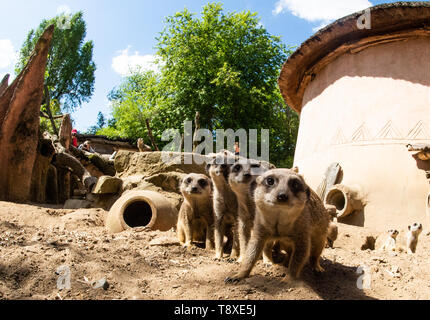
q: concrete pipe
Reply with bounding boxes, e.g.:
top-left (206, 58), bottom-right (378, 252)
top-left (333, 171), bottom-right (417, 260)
top-left (324, 184), bottom-right (363, 219)
top-left (106, 190), bottom-right (178, 234)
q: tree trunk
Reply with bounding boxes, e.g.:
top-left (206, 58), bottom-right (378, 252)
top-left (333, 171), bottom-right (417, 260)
top-left (193, 112), bottom-right (201, 152)
top-left (145, 118), bottom-right (160, 151)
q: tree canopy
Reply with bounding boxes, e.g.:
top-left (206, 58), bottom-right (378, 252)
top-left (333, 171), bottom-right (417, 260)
top-left (16, 11), bottom-right (96, 134)
top-left (101, 3), bottom-right (298, 167)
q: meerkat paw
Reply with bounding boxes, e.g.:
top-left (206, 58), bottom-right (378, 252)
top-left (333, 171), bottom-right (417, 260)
top-left (224, 273), bottom-right (247, 284)
top-left (227, 257), bottom-right (239, 264)
top-left (313, 264), bottom-right (325, 275)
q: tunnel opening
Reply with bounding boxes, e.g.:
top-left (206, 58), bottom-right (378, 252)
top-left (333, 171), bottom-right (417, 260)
top-left (326, 190), bottom-right (346, 212)
top-left (123, 201), bottom-right (153, 228)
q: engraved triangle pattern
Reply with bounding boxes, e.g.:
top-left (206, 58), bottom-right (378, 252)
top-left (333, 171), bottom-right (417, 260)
top-left (330, 120), bottom-right (430, 145)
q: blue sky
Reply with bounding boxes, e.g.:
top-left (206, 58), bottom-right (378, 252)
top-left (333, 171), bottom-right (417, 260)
top-left (0, 0), bottom-right (405, 132)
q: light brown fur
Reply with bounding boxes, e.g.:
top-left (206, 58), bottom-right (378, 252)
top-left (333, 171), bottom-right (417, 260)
top-left (137, 138), bottom-right (151, 152)
top-left (407, 223), bottom-right (422, 254)
top-left (207, 155), bottom-right (240, 260)
top-left (177, 173), bottom-right (214, 250)
top-left (225, 169), bottom-right (330, 282)
top-left (326, 222), bottom-right (338, 249)
top-left (228, 159), bottom-right (276, 264)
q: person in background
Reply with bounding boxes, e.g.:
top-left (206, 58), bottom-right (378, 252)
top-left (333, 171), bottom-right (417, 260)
top-left (78, 140), bottom-right (95, 153)
top-left (235, 141), bottom-right (240, 156)
top-left (71, 129), bottom-right (78, 148)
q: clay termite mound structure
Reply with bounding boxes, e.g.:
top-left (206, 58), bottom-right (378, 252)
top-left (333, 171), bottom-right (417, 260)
top-left (278, 2), bottom-right (430, 230)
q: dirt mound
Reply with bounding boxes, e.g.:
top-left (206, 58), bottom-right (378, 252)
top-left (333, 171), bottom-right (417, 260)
top-left (1, 201), bottom-right (430, 300)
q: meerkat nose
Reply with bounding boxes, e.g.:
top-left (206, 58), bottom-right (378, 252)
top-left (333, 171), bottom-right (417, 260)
top-left (277, 193), bottom-right (289, 202)
top-left (191, 187), bottom-right (199, 193)
top-left (244, 173), bottom-right (252, 178)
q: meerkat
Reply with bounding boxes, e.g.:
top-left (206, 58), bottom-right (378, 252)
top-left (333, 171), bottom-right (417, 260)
top-left (177, 173), bottom-right (215, 250)
top-left (137, 138), bottom-right (151, 152)
top-left (225, 169), bottom-right (330, 283)
top-left (406, 223), bottom-right (423, 254)
top-left (207, 154), bottom-right (240, 260)
top-left (379, 229), bottom-right (399, 252)
top-left (326, 222), bottom-right (338, 249)
top-left (228, 159), bottom-right (277, 264)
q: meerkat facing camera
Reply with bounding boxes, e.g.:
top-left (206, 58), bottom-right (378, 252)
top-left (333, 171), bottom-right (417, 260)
top-left (207, 154), bottom-right (240, 260)
top-left (228, 159), bottom-right (278, 264)
top-left (177, 173), bottom-right (214, 250)
top-left (379, 229), bottom-right (399, 252)
top-left (406, 223), bottom-right (423, 254)
top-left (225, 169), bottom-right (330, 283)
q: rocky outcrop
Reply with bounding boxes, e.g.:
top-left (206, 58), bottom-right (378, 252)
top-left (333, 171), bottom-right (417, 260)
top-left (0, 25), bottom-right (54, 202)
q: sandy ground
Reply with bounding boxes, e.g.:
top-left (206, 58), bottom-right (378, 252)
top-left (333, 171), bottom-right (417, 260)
top-left (1, 201), bottom-right (429, 300)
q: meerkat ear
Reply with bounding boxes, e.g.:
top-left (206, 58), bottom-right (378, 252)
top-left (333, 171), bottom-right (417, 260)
top-left (408, 225), bottom-right (411, 231)
top-left (292, 166), bottom-right (299, 173)
top-left (205, 163), bottom-right (211, 175)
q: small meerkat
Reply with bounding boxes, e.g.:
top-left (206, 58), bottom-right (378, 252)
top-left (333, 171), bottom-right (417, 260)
top-left (326, 222), bottom-right (338, 249)
top-left (225, 169), bottom-right (330, 283)
top-left (207, 154), bottom-right (240, 260)
top-left (228, 159), bottom-right (276, 264)
top-left (379, 229), bottom-right (399, 252)
top-left (177, 173), bottom-right (214, 250)
top-left (406, 223), bottom-right (423, 254)
top-left (137, 138), bottom-right (151, 152)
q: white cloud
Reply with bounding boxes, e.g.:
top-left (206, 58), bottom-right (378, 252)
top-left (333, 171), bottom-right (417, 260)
top-left (112, 46), bottom-right (160, 77)
top-left (0, 39), bottom-right (17, 69)
top-left (273, 0), bottom-right (372, 28)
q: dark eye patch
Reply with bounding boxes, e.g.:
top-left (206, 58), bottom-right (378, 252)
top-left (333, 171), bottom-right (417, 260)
top-left (289, 178), bottom-right (304, 194)
top-left (250, 164), bottom-right (261, 169)
top-left (186, 177), bottom-right (192, 184)
top-left (198, 179), bottom-right (208, 188)
top-left (233, 164), bottom-right (242, 173)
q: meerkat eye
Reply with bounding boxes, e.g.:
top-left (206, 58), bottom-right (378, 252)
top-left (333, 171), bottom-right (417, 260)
top-left (186, 178), bottom-right (192, 184)
top-left (233, 165), bottom-right (242, 173)
top-left (266, 177), bottom-right (275, 186)
top-left (250, 164), bottom-right (261, 169)
top-left (198, 179), bottom-right (207, 188)
top-left (289, 178), bottom-right (303, 193)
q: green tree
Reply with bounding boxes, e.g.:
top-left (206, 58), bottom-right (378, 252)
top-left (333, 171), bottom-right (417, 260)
top-left (103, 3), bottom-right (298, 166)
top-left (16, 11), bottom-right (96, 135)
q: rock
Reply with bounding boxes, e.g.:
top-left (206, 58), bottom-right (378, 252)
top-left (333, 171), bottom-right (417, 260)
top-left (63, 199), bottom-right (93, 210)
top-left (0, 25), bottom-right (54, 202)
top-left (92, 278), bottom-right (109, 290)
top-left (149, 236), bottom-right (180, 247)
top-left (92, 176), bottom-right (122, 194)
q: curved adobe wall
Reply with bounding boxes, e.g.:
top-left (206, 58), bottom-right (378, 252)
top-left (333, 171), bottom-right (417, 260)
top-left (294, 37), bottom-right (430, 229)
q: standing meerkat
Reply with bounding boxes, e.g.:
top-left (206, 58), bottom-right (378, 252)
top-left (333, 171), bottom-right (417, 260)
top-left (228, 159), bottom-right (275, 264)
top-left (207, 154), bottom-right (240, 260)
top-left (326, 222), bottom-right (338, 249)
top-left (177, 173), bottom-right (214, 250)
top-left (406, 223), bottom-right (423, 254)
top-left (225, 169), bottom-right (330, 282)
top-left (379, 229), bottom-right (399, 252)
top-left (137, 138), bottom-right (151, 152)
